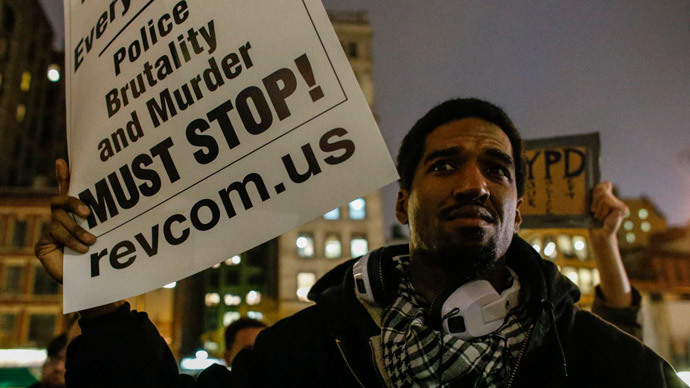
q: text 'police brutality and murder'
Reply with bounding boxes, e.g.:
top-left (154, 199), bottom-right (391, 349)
top-left (72, 0), bottom-right (348, 278)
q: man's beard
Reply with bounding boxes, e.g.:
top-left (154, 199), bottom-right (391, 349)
top-left (427, 228), bottom-right (501, 282)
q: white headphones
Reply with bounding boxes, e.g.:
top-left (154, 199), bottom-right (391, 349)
top-left (353, 250), bottom-right (520, 340)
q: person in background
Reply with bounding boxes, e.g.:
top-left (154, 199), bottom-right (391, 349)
top-left (223, 318), bottom-right (267, 367)
top-left (29, 334), bottom-right (67, 388)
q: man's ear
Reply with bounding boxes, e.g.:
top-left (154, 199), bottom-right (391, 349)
top-left (514, 198), bottom-right (523, 233)
top-left (396, 189), bottom-right (410, 225)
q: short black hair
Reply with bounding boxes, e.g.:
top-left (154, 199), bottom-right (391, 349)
top-left (396, 98), bottom-right (526, 197)
top-left (224, 318), bottom-right (267, 350)
top-left (47, 334), bottom-right (67, 357)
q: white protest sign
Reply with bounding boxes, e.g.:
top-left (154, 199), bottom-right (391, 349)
top-left (62, 0), bottom-right (398, 313)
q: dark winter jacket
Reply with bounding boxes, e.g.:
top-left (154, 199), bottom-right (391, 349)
top-left (66, 237), bottom-right (684, 387)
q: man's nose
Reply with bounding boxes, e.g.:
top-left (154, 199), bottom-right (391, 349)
top-left (451, 164), bottom-right (489, 202)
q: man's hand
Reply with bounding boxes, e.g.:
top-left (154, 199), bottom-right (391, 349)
top-left (34, 159), bottom-right (96, 283)
top-left (588, 181), bottom-right (632, 307)
top-left (590, 181), bottom-right (629, 240)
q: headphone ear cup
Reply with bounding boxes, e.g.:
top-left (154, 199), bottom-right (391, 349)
top-left (366, 249), bottom-right (399, 306)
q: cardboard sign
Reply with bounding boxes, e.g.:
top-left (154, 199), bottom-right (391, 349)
top-left (520, 133), bottom-right (600, 228)
top-left (62, 0), bottom-right (398, 313)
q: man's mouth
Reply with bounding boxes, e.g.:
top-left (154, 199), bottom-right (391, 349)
top-left (441, 205), bottom-right (496, 224)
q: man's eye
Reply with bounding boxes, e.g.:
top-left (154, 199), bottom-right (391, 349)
top-left (430, 161), bottom-right (454, 172)
top-left (487, 165), bottom-right (511, 178)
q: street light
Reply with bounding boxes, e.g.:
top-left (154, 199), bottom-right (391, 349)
top-left (47, 64), bottom-right (60, 82)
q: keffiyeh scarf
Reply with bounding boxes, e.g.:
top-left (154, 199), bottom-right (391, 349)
top-left (381, 257), bottom-right (532, 387)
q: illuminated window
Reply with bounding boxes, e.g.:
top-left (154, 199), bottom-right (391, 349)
top-left (348, 198), bottom-right (366, 219)
top-left (623, 221), bottom-right (634, 231)
top-left (225, 255), bottom-right (241, 266)
top-left (625, 232), bottom-right (636, 244)
top-left (47, 64), bottom-right (60, 82)
top-left (246, 290), bottom-right (261, 305)
top-left (557, 235), bottom-right (574, 258)
top-left (638, 208), bottom-right (649, 220)
top-left (296, 233), bottom-right (314, 257)
top-left (223, 311), bottom-right (241, 326)
top-left (592, 268), bottom-right (601, 286)
top-left (350, 235), bottom-right (369, 257)
top-left (542, 236), bottom-right (557, 259)
top-left (205, 293), bottom-right (220, 306)
top-left (578, 268), bottom-right (593, 294)
top-left (20, 71), bottom-right (31, 91)
top-left (296, 272), bottom-right (316, 302)
top-left (324, 208), bottom-right (340, 220)
top-left (641, 222), bottom-right (651, 233)
top-left (324, 234), bottom-right (342, 258)
top-left (530, 238), bottom-right (542, 253)
top-left (562, 267), bottom-right (579, 286)
top-left (224, 293), bottom-right (241, 306)
top-left (15, 104), bottom-right (26, 122)
top-left (247, 311), bottom-right (264, 321)
top-left (572, 235), bottom-right (588, 261)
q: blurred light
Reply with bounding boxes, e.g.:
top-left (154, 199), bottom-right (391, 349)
top-left (563, 267), bottom-right (579, 286)
top-left (20, 71), bottom-right (31, 91)
top-left (246, 290), bottom-right (261, 305)
top-left (224, 294), bottom-right (241, 306)
top-left (247, 311), bottom-right (264, 320)
top-left (223, 311), bottom-right (241, 326)
top-left (47, 64), bottom-right (60, 82)
top-left (16, 104), bottom-right (26, 122)
top-left (574, 240), bottom-right (585, 251)
top-left (212, 263), bottom-right (221, 269)
top-left (205, 293), bottom-right (220, 306)
top-left (324, 208), bottom-right (340, 220)
top-left (351, 238), bottom-right (369, 257)
top-left (677, 372), bottom-right (690, 386)
top-left (626, 232), bottom-right (636, 244)
top-left (543, 242), bottom-right (557, 258)
top-left (0, 349), bottom-right (46, 367)
top-left (638, 208), bottom-right (649, 220)
top-left (296, 237), bottom-right (308, 248)
top-left (592, 268), bottom-right (600, 285)
top-left (349, 198), bottom-right (366, 219)
top-left (163, 282), bottom-right (176, 289)
top-left (180, 350), bottom-right (221, 371)
top-left (532, 244), bottom-right (541, 253)
top-left (296, 287), bottom-right (310, 301)
top-left (624, 221), bottom-right (634, 231)
top-left (641, 222), bottom-right (651, 233)
top-left (225, 255), bottom-right (241, 265)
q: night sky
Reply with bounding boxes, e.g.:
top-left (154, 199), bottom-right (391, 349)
top-left (41, 1), bottom-right (690, 236)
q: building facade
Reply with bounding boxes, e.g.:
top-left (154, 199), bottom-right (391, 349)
top-left (0, 0), bottom-right (66, 188)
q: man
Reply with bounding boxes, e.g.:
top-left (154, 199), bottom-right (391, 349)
top-left (29, 334), bottom-right (67, 388)
top-left (35, 98), bottom-right (681, 387)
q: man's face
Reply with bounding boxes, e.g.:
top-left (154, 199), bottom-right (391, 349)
top-left (224, 327), bottom-right (263, 366)
top-left (396, 118), bottom-right (522, 276)
top-left (41, 348), bottom-right (66, 387)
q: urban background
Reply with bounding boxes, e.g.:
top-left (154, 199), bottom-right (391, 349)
top-left (1, 0), bottom-right (690, 384)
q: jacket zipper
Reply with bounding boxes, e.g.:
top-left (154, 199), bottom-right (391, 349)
top-left (506, 323), bottom-right (535, 388)
top-left (335, 339), bottom-right (366, 388)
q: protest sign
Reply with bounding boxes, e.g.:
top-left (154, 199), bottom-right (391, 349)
top-left (62, 0), bottom-right (398, 313)
top-left (520, 133), bottom-right (600, 229)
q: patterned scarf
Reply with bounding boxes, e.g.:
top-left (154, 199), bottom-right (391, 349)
top-left (381, 256), bottom-right (532, 387)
